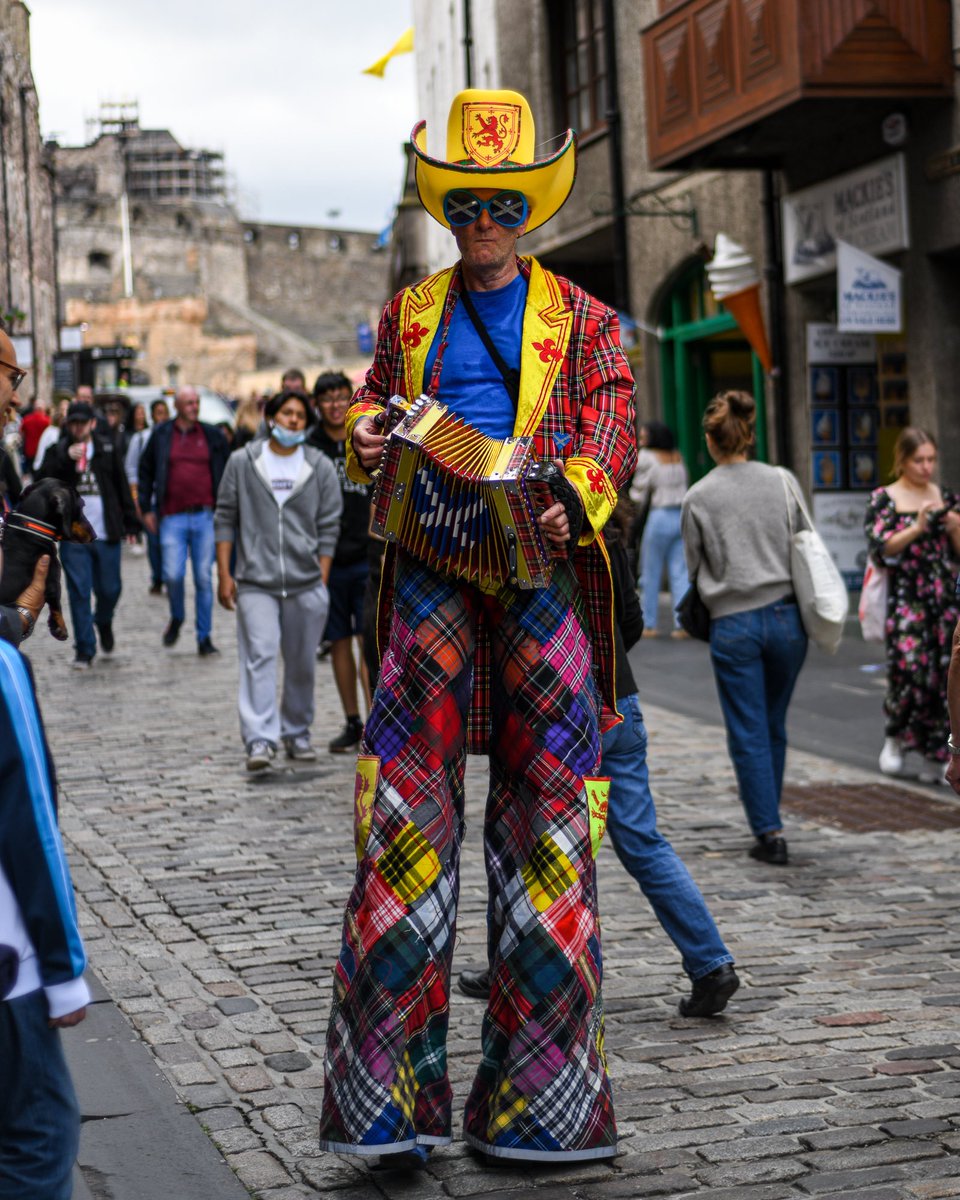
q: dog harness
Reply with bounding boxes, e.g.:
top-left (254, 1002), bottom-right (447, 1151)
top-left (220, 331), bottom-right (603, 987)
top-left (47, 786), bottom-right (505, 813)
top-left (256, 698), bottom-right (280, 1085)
top-left (0, 512), bottom-right (62, 548)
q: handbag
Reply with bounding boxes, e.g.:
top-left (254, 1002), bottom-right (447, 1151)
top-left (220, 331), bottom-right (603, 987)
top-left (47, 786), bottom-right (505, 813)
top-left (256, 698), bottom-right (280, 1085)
top-left (780, 469), bottom-right (848, 654)
top-left (676, 579), bottom-right (710, 641)
top-left (857, 560), bottom-right (889, 643)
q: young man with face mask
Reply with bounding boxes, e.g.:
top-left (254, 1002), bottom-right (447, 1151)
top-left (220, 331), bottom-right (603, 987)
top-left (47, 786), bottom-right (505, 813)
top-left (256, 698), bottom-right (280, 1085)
top-left (214, 389), bottom-right (342, 771)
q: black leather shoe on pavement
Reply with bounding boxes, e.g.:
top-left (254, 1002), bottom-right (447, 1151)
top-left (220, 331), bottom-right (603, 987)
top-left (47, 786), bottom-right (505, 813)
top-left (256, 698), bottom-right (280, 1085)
top-left (678, 963), bottom-right (740, 1018)
top-left (749, 834), bottom-right (789, 865)
top-left (328, 715), bottom-right (364, 754)
top-left (162, 618), bottom-right (183, 647)
top-left (97, 623), bottom-right (114, 654)
top-left (458, 965), bottom-right (492, 1000)
top-left (197, 638), bottom-right (220, 657)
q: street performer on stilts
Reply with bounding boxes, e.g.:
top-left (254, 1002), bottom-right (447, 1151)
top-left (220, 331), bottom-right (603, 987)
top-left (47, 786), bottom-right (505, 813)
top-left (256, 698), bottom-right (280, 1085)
top-left (318, 88), bottom-right (637, 1167)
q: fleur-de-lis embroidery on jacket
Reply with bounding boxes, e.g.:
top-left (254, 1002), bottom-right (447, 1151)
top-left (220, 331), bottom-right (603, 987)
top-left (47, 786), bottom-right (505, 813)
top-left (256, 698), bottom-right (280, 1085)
top-left (403, 322), bottom-right (429, 348)
top-left (532, 338), bottom-right (563, 363)
top-left (587, 467), bottom-right (605, 494)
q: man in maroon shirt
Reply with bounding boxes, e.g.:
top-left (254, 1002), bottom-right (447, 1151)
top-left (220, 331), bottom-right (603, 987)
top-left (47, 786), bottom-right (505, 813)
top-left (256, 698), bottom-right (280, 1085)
top-left (138, 387), bottom-right (229, 654)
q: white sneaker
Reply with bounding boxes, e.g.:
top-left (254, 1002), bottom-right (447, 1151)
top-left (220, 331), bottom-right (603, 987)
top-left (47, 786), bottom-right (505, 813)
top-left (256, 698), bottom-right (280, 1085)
top-left (918, 760), bottom-right (949, 786)
top-left (246, 740), bottom-right (275, 772)
top-left (879, 737), bottom-right (904, 775)
top-left (284, 735), bottom-right (317, 762)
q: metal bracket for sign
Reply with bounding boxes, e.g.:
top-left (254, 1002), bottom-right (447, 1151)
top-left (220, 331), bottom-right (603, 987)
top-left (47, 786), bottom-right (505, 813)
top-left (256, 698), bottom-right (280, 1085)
top-left (591, 188), bottom-right (699, 236)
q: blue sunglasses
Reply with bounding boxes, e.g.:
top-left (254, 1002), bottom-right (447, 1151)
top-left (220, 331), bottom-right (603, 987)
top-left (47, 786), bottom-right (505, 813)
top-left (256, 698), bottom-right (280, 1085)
top-left (443, 189), bottom-right (529, 229)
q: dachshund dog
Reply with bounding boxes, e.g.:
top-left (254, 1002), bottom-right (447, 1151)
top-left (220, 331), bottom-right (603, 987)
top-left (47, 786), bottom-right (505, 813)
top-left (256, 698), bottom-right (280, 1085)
top-left (0, 479), bottom-right (97, 640)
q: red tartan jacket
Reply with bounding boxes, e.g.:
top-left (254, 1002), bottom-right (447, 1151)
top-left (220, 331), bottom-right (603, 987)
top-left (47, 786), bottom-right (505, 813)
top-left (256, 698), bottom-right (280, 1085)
top-left (347, 256), bottom-right (637, 752)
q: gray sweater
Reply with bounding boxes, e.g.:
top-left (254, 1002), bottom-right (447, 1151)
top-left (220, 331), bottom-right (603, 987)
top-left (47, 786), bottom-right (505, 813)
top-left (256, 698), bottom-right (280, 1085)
top-left (681, 461), bottom-right (804, 620)
top-left (214, 441), bottom-right (342, 597)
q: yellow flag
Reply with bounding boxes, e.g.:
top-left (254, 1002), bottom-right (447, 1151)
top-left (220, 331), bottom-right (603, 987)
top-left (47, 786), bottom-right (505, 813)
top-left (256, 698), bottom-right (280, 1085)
top-left (363, 27), bottom-right (414, 78)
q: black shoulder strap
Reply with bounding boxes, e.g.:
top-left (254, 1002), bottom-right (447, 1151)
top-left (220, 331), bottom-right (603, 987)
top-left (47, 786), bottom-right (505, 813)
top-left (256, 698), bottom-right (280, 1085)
top-left (458, 287), bottom-right (521, 406)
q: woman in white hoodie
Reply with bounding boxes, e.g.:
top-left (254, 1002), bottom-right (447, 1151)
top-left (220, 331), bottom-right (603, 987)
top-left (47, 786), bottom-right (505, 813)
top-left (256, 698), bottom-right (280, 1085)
top-left (214, 389), bottom-right (342, 772)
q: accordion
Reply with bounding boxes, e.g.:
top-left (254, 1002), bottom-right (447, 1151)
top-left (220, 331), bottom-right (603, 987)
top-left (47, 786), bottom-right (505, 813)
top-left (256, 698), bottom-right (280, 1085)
top-left (370, 395), bottom-right (556, 591)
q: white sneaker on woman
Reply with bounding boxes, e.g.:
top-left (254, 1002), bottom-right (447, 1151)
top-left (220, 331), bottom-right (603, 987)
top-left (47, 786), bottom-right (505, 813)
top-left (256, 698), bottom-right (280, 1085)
top-left (879, 737), bottom-right (904, 776)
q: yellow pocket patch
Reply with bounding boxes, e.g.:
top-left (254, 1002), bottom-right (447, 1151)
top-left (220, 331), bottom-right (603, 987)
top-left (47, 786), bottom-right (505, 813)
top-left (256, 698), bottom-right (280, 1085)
top-left (585, 777), bottom-right (610, 858)
top-left (354, 755), bottom-right (380, 860)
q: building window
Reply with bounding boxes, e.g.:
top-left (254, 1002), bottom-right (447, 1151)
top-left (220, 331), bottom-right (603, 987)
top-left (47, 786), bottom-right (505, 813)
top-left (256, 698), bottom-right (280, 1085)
top-left (287, 231), bottom-right (301, 250)
top-left (549, 0), bottom-right (607, 137)
top-left (88, 250), bottom-right (111, 271)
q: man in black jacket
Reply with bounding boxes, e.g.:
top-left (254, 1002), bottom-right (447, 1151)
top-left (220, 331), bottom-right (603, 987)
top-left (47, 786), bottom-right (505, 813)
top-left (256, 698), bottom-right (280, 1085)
top-left (38, 401), bottom-right (139, 668)
top-left (308, 372), bottom-right (372, 752)
top-left (138, 387), bottom-right (229, 655)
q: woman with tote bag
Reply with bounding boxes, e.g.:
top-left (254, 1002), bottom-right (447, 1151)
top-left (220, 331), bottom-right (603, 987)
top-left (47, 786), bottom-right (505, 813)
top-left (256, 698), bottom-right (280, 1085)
top-left (681, 391), bottom-right (808, 866)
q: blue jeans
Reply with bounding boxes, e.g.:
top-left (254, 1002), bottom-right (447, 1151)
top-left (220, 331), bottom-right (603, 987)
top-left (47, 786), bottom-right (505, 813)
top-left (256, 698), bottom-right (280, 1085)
top-left (603, 693), bottom-right (733, 980)
top-left (160, 510), bottom-right (214, 643)
top-left (709, 598), bottom-right (808, 837)
top-left (59, 540), bottom-right (122, 660)
top-left (0, 990), bottom-right (80, 1200)
top-left (640, 506), bottom-right (689, 630)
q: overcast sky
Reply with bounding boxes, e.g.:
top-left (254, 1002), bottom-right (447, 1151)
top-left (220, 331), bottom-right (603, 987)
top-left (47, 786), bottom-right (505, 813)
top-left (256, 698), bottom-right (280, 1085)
top-left (29, 0), bottom-right (417, 232)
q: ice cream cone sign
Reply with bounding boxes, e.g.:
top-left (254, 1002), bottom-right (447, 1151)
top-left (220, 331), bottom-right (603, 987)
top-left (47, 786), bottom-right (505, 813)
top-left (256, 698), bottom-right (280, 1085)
top-left (707, 234), bottom-right (773, 372)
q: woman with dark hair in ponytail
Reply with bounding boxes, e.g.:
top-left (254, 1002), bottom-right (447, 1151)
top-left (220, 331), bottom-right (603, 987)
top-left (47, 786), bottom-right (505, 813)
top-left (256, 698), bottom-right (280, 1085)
top-left (681, 391), bottom-right (807, 865)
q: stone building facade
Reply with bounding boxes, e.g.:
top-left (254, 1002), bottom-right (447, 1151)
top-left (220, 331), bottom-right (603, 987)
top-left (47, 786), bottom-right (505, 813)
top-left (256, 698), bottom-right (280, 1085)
top-left (53, 115), bottom-right (391, 393)
top-left (0, 0), bottom-right (57, 404)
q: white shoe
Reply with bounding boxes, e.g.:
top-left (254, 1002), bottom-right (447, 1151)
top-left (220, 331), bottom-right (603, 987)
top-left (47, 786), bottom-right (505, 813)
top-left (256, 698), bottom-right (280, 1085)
top-left (283, 735), bottom-right (317, 762)
top-left (246, 740), bottom-right (275, 772)
top-left (879, 737), bottom-right (903, 775)
top-left (918, 760), bottom-right (949, 786)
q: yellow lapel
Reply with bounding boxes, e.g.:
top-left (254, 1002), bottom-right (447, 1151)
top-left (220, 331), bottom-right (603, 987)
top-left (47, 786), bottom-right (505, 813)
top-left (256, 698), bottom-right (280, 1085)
top-left (399, 267), bottom-right (456, 399)
top-left (515, 258), bottom-right (573, 437)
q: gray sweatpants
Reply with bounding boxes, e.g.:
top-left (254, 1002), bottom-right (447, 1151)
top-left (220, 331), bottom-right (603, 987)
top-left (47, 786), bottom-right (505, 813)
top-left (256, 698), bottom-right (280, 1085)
top-left (235, 584), bottom-right (328, 748)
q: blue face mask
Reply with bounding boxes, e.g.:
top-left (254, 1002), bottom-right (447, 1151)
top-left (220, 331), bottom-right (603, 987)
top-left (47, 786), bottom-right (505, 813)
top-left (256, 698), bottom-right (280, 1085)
top-left (270, 423), bottom-right (306, 448)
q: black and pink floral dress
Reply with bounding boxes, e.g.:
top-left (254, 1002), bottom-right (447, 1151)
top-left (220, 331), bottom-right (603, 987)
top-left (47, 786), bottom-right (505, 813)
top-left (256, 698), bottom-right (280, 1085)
top-left (865, 487), bottom-right (960, 761)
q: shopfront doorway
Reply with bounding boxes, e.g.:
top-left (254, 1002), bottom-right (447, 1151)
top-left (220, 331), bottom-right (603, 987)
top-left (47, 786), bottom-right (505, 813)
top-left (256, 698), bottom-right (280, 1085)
top-left (658, 260), bottom-right (768, 481)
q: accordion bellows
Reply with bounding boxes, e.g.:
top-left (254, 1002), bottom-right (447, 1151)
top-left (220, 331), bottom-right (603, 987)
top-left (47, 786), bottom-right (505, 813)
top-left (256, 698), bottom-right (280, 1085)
top-left (371, 396), bottom-right (554, 591)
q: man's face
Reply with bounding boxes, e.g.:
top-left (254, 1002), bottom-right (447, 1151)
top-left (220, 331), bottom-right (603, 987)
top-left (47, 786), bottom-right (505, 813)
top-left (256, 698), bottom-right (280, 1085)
top-left (152, 402), bottom-right (170, 424)
top-left (105, 404), bottom-right (123, 427)
top-left (282, 374), bottom-right (306, 394)
top-left (75, 385), bottom-right (94, 406)
top-left (175, 389), bottom-right (200, 423)
top-left (68, 418), bottom-right (96, 442)
top-left (452, 188), bottom-right (528, 277)
top-left (0, 331), bottom-right (25, 426)
top-left (318, 387), bottom-right (351, 429)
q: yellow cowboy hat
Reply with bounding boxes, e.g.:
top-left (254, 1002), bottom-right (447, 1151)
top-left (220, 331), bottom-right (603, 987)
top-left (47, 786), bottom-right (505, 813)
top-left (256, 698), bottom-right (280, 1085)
top-left (411, 89), bottom-right (576, 235)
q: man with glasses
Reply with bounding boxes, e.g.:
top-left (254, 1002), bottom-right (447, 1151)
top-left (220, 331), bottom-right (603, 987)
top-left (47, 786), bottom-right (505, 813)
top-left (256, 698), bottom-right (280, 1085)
top-left (318, 90), bottom-right (636, 1167)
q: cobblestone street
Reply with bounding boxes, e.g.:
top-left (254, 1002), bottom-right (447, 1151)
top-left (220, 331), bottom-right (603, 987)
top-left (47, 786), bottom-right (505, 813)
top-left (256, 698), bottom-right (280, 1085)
top-left (33, 551), bottom-right (960, 1199)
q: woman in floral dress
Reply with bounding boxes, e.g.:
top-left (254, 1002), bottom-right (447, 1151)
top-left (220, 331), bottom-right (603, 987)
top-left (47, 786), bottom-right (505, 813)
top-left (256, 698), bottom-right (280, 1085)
top-left (865, 428), bottom-right (960, 780)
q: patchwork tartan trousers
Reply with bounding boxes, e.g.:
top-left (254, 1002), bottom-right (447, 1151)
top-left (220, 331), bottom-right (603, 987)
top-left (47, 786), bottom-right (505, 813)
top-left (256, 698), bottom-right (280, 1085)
top-left (318, 551), bottom-right (617, 1162)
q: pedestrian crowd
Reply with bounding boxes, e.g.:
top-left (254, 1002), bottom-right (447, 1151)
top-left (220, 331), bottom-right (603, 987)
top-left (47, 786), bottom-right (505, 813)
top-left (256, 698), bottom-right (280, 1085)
top-left (4, 82), bottom-right (960, 1195)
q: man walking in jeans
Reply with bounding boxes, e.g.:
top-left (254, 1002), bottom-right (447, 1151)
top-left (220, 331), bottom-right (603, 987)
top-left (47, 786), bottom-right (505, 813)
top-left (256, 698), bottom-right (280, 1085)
top-left (138, 387), bottom-right (229, 655)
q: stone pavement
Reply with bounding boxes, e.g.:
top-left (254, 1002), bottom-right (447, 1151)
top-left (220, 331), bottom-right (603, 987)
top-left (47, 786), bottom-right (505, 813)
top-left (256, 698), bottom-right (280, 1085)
top-left (29, 549), bottom-right (960, 1199)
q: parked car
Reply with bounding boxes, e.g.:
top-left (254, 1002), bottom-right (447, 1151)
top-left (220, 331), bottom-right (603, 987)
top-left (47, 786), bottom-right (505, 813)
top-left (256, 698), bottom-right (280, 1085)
top-left (94, 385), bottom-right (236, 429)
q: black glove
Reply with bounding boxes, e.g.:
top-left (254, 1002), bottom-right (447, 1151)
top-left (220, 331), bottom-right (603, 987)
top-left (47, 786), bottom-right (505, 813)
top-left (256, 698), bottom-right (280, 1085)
top-left (529, 460), bottom-right (584, 549)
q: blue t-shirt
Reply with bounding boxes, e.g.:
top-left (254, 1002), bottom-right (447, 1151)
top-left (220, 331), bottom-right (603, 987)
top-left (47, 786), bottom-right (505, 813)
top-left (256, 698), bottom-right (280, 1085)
top-left (424, 273), bottom-right (527, 440)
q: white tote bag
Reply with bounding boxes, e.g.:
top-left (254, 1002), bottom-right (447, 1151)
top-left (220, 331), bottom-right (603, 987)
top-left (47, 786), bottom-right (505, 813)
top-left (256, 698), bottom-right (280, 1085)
top-left (780, 470), bottom-right (848, 654)
top-left (858, 560), bottom-right (889, 643)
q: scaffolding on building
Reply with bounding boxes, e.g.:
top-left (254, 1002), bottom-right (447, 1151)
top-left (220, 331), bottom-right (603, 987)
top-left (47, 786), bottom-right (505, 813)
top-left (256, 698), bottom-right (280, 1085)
top-left (86, 100), bottom-right (227, 204)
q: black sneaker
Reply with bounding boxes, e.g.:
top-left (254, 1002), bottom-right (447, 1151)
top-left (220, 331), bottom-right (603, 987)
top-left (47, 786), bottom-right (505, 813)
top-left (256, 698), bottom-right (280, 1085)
top-left (162, 618), bottom-right (183, 647)
top-left (97, 624), bottom-right (114, 654)
top-left (197, 638), bottom-right (220, 657)
top-left (749, 834), bottom-right (789, 865)
top-left (329, 715), bottom-right (364, 754)
top-left (678, 963), bottom-right (740, 1017)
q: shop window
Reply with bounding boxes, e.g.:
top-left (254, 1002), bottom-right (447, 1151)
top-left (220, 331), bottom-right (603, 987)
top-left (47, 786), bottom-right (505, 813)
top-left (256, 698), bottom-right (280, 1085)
top-left (548, 0), bottom-right (607, 136)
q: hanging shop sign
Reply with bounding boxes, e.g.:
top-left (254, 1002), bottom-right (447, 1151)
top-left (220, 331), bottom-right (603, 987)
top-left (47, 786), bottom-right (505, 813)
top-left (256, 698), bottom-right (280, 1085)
top-left (782, 154), bottom-right (909, 285)
top-left (837, 241), bottom-right (902, 333)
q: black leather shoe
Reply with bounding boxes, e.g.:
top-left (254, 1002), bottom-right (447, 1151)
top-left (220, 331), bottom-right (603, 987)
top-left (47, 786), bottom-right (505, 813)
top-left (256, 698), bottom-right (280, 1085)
top-left (162, 618), bottom-right (182, 647)
top-left (749, 834), bottom-right (789, 865)
top-left (679, 963), bottom-right (740, 1018)
top-left (97, 623), bottom-right (114, 654)
top-left (458, 965), bottom-right (491, 1000)
top-left (197, 638), bottom-right (220, 657)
